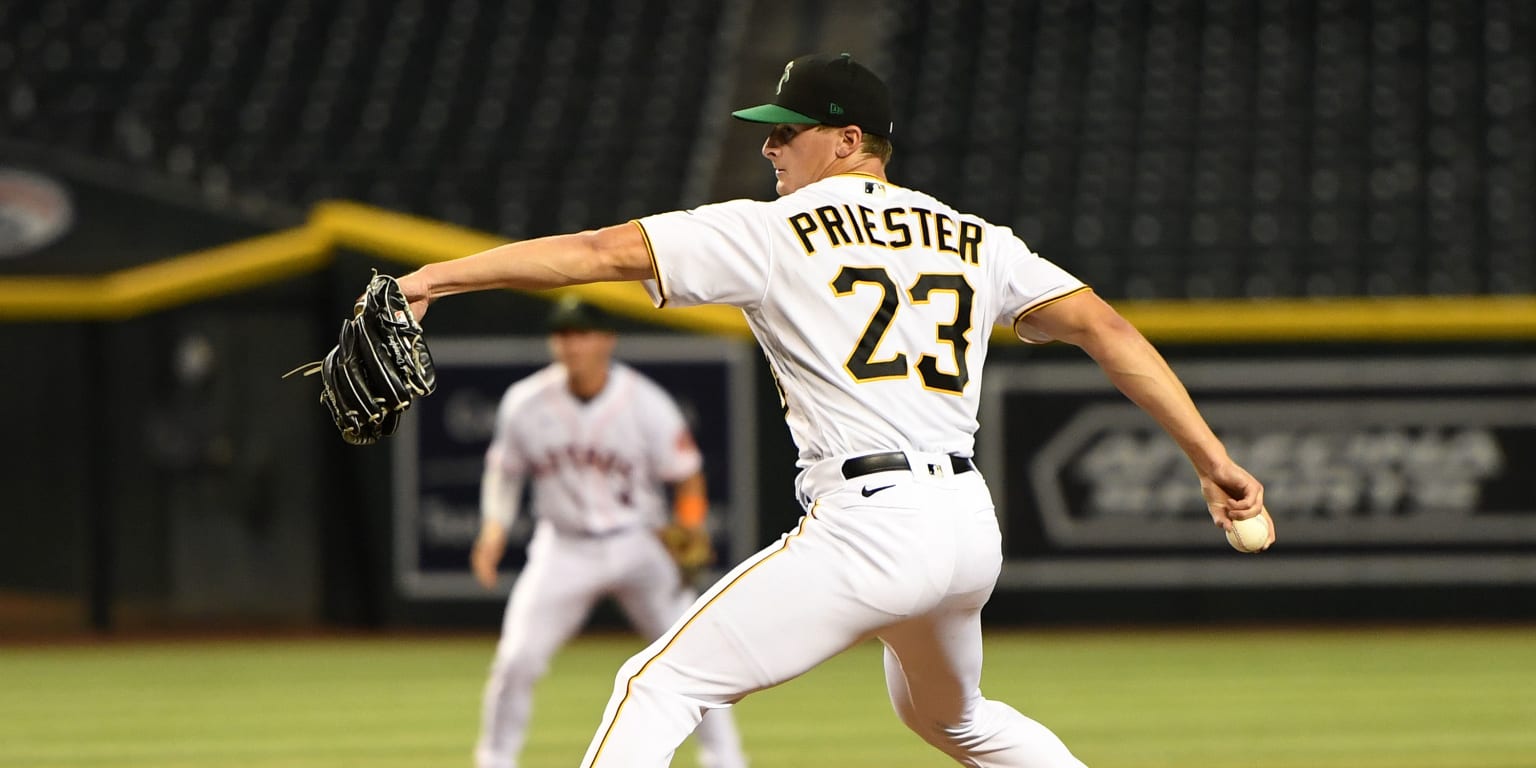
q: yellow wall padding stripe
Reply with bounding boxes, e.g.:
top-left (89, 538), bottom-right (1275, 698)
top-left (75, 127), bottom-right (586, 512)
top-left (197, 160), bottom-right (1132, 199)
top-left (1, 197), bottom-right (1534, 343)
top-left (0, 227), bottom-right (329, 320)
top-left (311, 201), bottom-right (751, 336)
top-left (308, 200), bottom-right (505, 266)
top-left (1111, 295), bottom-right (1536, 343)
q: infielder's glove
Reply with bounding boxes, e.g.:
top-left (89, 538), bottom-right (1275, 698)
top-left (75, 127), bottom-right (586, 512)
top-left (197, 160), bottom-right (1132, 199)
top-left (285, 272), bottom-right (436, 445)
top-left (658, 523), bottom-right (714, 582)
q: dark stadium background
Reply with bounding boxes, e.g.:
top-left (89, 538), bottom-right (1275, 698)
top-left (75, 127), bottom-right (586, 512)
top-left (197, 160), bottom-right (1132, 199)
top-left (2, 0), bottom-right (1532, 636)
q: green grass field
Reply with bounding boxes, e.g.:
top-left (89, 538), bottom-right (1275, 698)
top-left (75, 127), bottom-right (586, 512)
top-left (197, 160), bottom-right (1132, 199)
top-left (2, 626), bottom-right (1533, 767)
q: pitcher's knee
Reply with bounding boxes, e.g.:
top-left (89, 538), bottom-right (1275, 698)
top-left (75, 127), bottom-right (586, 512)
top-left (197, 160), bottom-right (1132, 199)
top-left (896, 710), bottom-right (991, 755)
top-left (612, 652), bottom-right (727, 715)
top-left (622, 656), bottom-right (694, 701)
top-left (898, 711), bottom-right (956, 741)
top-left (902, 699), bottom-right (1087, 767)
top-left (608, 650), bottom-right (652, 690)
top-left (888, 700), bottom-right (926, 735)
top-left (939, 719), bottom-right (992, 751)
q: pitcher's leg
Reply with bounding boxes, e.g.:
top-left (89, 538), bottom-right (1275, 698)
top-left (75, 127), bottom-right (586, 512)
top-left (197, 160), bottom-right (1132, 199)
top-left (612, 535), bottom-right (749, 768)
top-left (881, 613), bottom-right (1087, 768)
top-left (477, 544), bottom-right (600, 768)
top-left (581, 513), bottom-right (885, 767)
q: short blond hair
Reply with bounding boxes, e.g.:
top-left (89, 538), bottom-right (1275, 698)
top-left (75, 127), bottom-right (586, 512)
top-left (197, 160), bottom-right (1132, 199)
top-left (861, 133), bottom-right (893, 164)
top-left (811, 124), bottom-right (893, 164)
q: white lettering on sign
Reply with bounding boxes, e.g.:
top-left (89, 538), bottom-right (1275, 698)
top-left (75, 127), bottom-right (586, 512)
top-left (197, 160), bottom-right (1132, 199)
top-left (444, 388), bottom-right (499, 443)
top-left (1028, 398), bottom-right (1536, 548)
top-left (418, 495), bottom-right (481, 547)
top-left (1074, 426), bottom-right (1503, 520)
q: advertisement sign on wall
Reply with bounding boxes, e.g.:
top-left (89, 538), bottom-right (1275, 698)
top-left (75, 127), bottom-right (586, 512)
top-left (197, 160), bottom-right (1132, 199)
top-left (979, 356), bottom-right (1536, 588)
top-left (392, 335), bottom-right (758, 600)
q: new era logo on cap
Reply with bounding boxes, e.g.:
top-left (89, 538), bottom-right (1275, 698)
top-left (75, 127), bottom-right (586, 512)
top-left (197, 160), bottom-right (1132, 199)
top-left (732, 53), bottom-right (893, 137)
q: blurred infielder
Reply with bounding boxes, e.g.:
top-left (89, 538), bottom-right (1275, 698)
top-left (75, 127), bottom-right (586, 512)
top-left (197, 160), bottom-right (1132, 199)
top-left (402, 53), bottom-right (1271, 766)
top-left (470, 297), bottom-right (747, 768)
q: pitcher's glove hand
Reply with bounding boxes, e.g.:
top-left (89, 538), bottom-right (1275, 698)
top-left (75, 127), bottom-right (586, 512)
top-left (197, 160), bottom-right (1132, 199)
top-left (658, 523), bottom-right (714, 582)
top-left (285, 272), bottom-right (436, 445)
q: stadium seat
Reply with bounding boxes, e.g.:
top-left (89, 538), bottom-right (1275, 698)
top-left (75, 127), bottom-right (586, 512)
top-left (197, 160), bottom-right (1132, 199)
top-left (1, 0), bottom-right (1529, 298)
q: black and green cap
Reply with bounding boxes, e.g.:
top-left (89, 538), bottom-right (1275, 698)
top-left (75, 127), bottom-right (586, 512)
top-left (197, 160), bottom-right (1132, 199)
top-left (731, 53), bottom-right (893, 137)
top-left (545, 295), bottom-right (615, 333)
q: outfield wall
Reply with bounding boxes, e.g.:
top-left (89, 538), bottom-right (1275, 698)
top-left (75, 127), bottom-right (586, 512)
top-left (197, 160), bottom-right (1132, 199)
top-left (5, 201), bottom-right (1534, 631)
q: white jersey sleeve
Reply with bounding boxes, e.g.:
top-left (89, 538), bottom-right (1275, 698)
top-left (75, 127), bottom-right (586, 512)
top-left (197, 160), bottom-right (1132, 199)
top-left (635, 201), bottom-right (774, 309)
top-left (987, 229), bottom-right (1092, 343)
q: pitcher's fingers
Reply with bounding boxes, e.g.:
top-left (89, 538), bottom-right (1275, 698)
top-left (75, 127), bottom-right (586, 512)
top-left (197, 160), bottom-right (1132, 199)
top-left (1210, 506), bottom-right (1236, 530)
top-left (1225, 479), bottom-right (1264, 517)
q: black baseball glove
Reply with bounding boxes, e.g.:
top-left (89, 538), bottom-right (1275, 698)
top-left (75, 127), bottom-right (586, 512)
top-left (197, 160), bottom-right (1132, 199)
top-left (286, 272), bottom-right (436, 445)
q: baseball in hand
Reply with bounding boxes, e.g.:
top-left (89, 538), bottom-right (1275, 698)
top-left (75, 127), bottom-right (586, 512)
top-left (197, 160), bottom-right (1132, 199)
top-left (1226, 508), bottom-right (1273, 553)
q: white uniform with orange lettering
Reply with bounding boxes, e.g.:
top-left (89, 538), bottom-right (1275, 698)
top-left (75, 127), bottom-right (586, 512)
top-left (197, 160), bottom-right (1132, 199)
top-left (477, 361), bottom-right (746, 768)
top-left (579, 174), bottom-right (1090, 767)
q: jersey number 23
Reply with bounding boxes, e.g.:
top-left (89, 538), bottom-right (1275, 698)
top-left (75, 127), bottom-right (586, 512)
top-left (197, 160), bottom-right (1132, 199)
top-left (831, 265), bottom-right (974, 396)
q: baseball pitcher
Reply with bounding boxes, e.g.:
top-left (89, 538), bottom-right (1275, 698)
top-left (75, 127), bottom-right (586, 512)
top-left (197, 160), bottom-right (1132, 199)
top-left (470, 297), bottom-right (746, 768)
top-left (397, 53), bottom-right (1270, 767)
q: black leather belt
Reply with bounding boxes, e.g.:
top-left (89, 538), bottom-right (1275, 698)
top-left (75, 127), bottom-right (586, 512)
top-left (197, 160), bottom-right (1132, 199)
top-left (841, 452), bottom-right (975, 480)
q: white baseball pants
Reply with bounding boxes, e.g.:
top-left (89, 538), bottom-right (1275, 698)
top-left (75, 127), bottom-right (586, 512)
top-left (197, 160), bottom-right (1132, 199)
top-left (476, 523), bottom-right (747, 768)
top-left (579, 452), bottom-right (1087, 767)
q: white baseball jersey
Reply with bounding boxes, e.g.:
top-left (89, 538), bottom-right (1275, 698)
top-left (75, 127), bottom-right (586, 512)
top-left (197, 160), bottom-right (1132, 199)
top-left (637, 173), bottom-right (1086, 465)
top-left (582, 172), bottom-right (1093, 768)
top-left (484, 362), bottom-right (701, 535)
top-left (477, 360), bottom-right (747, 768)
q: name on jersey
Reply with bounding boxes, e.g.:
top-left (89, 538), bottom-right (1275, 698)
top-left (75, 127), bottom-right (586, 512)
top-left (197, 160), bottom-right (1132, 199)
top-left (787, 205), bottom-right (983, 265)
top-left (529, 444), bottom-right (635, 480)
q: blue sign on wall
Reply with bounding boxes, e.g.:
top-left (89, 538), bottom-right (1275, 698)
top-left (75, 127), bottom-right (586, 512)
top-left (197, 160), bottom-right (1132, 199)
top-left (392, 335), bottom-right (759, 600)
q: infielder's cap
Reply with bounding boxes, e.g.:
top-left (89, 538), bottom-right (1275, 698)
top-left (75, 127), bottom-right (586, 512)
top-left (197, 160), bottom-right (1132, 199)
top-left (732, 52), bottom-right (893, 137)
top-left (545, 296), bottom-right (615, 333)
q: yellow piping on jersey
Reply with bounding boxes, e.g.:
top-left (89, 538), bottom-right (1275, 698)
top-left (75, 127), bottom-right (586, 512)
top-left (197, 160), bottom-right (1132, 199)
top-left (589, 508), bottom-right (819, 765)
top-left (630, 219), bottom-right (665, 308)
top-left (1012, 286), bottom-right (1094, 344)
